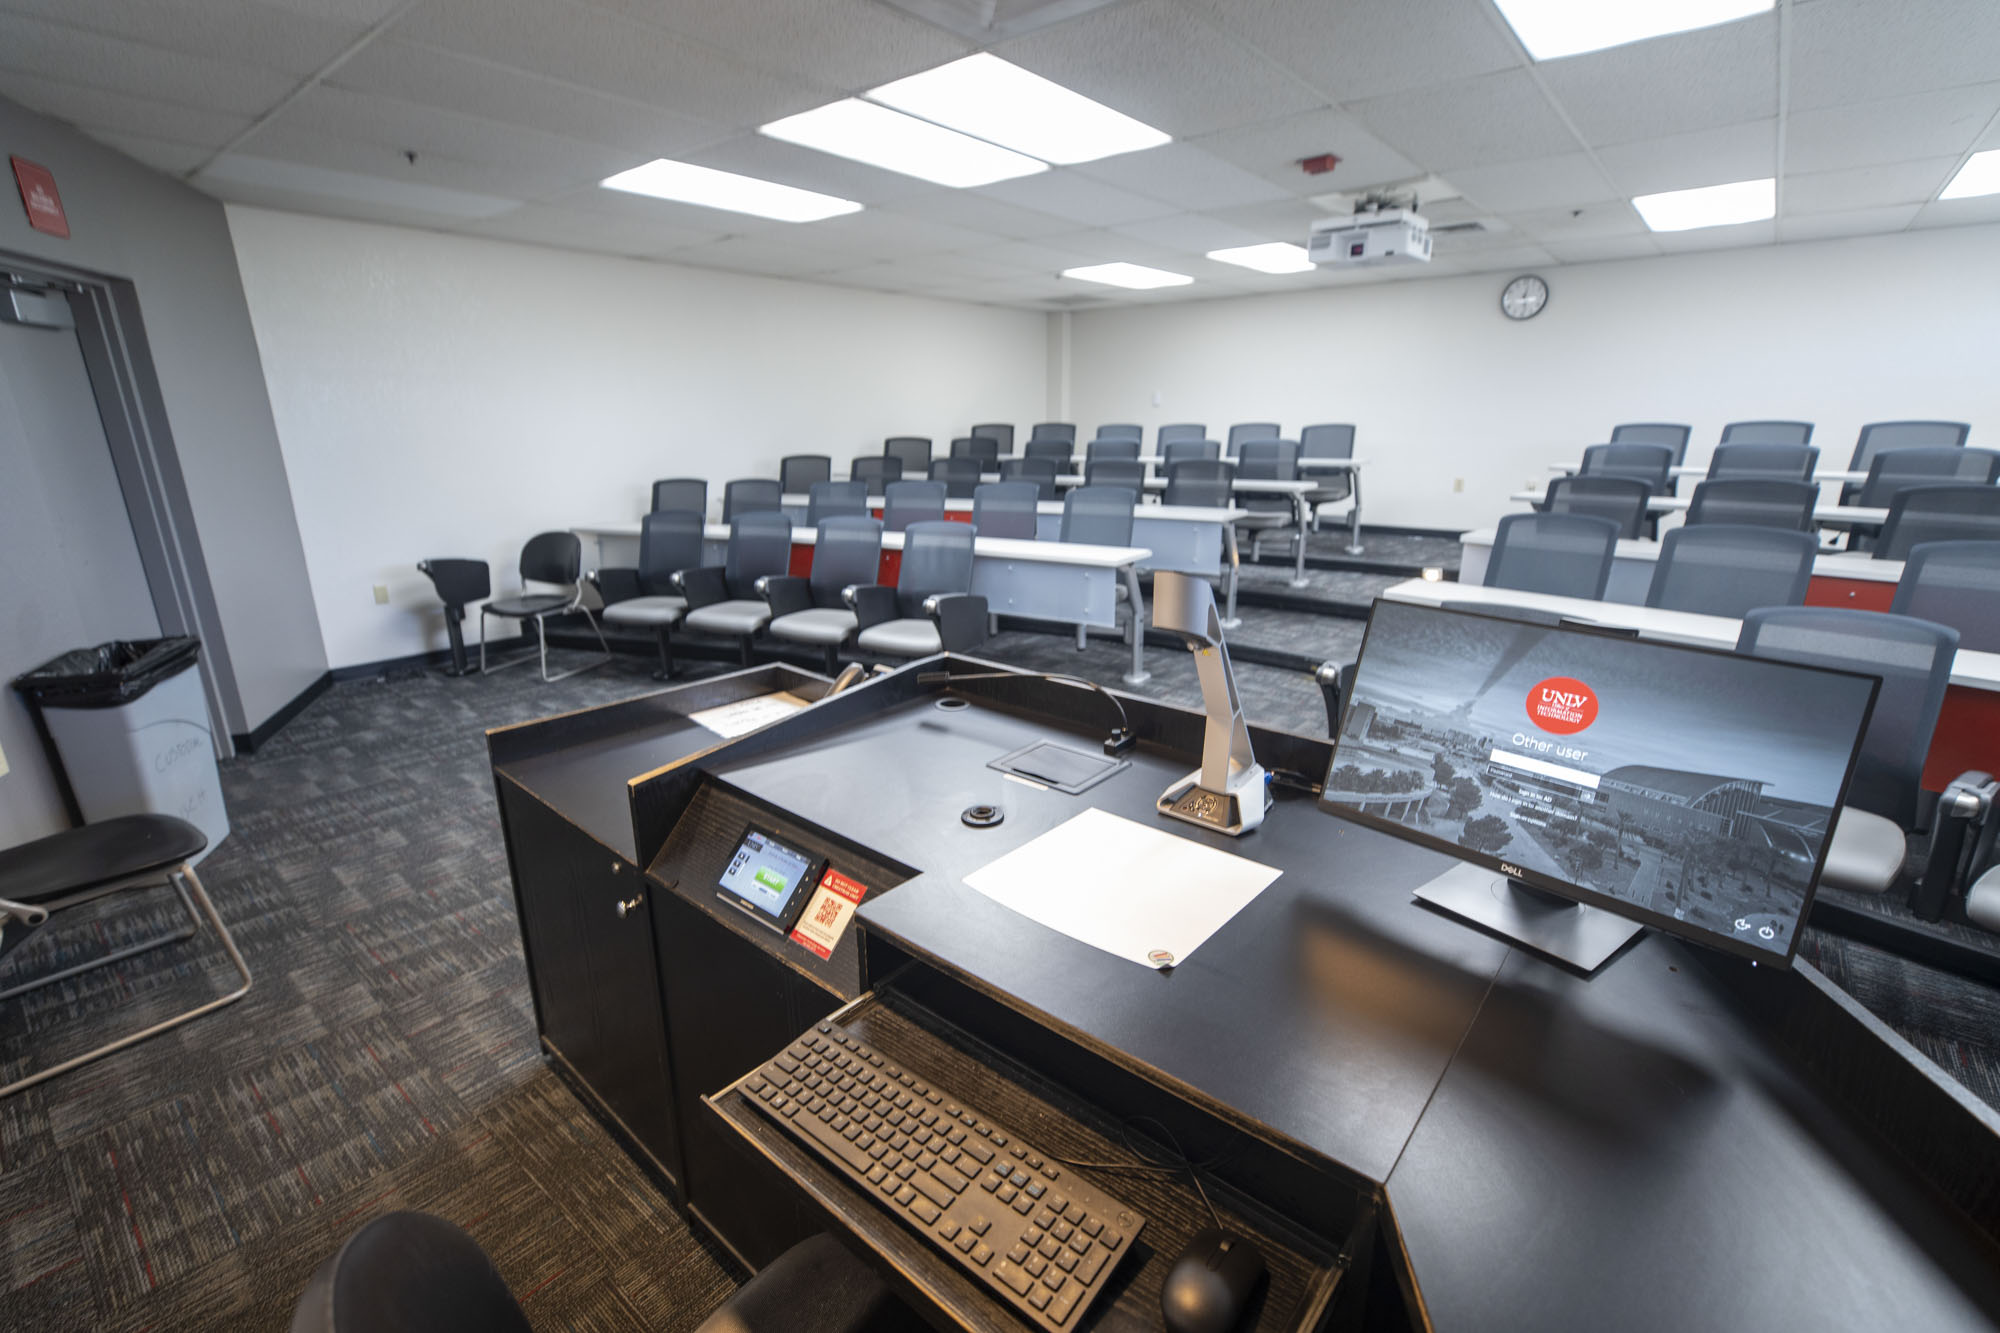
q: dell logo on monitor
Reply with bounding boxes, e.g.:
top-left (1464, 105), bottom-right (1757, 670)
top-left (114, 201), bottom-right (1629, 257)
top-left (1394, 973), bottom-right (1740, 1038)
top-left (1500, 863), bottom-right (1525, 879)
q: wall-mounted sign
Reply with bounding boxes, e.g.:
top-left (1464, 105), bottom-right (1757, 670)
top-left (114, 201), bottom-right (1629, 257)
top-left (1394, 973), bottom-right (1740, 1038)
top-left (11, 157), bottom-right (69, 238)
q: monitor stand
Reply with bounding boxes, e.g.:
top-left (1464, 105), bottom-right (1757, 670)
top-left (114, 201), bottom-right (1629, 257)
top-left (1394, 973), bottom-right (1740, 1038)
top-left (1413, 862), bottom-right (1643, 974)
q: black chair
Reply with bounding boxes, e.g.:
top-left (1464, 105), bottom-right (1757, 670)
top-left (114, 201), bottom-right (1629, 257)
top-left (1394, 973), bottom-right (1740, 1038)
top-left (651, 477), bottom-right (707, 515)
top-left (779, 455), bottom-right (831, 495)
top-left (884, 436), bottom-right (932, 475)
top-left (1029, 422), bottom-right (1076, 445)
top-left (676, 511), bottom-right (793, 666)
top-left (1706, 443), bottom-right (1818, 481)
top-left (1684, 478), bottom-right (1817, 531)
top-left (1158, 423), bottom-right (1207, 447)
top-left (1060, 485), bottom-right (1138, 649)
top-left (971, 481), bottom-right (1040, 538)
top-left (882, 480), bottom-right (947, 532)
top-left (927, 456), bottom-right (983, 500)
top-left (288, 1214), bottom-right (921, 1333)
top-left (722, 478), bottom-right (784, 522)
top-left (0, 814), bottom-right (250, 1098)
top-left (1484, 512), bottom-right (1620, 601)
top-left (1645, 524), bottom-right (1816, 618)
top-left (950, 435), bottom-right (1000, 465)
top-left (1849, 420), bottom-right (1971, 474)
top-left (1236, 438), bottom-right (1301, 561)
top-left (1024, 438), bottom-right (1075, 467)
top-left (806, 480), bottom-right (869, 525)
top-left (850, 455), bottom-right (902, 492)
top-left (1299, 424), bottom-right (1356, 525)
top-left (1163, 458), bottom-right (1235, 509)
top-left (851, 521), bottom-right (988, 660)
top-left (1001, 455), bottom-right (1060, 501)
top-left (765, 516), bottom-right (883, 672)
top-left (1162, 438), bottom-right (1220, 467)
top-left (1537, 475), bottom-right (1651, 540)
top-left (969, 422), bottom-right (1014, 454)
top-left (1610, 422), bottom-right (1692, 465)
top-left (594, 510), bottom-right (704, 678)
top-left (1093, 423), bottom-right (1143, 442)
top-left (1722, 420), bottom-right (1815, 445)
top-left (1892, 541), bottom-right (2000, 652)
top-left (1085, 457), bottom-right (1147, 490)
top-left (1855, 447), bottom-right (2000, 508)
top-left (1226, 422), bottom-right (1279, 455)
top-left (1874, 485), bottom-right (2000, 561)
top-left (479, 532), bottom-right (610, 681)
top-left (417, 558), bottom-right (490, 676)
top-left (1738, 608), bottom-right (1958, 894)
top-left (1084, 438), bottom-right (1142, 462)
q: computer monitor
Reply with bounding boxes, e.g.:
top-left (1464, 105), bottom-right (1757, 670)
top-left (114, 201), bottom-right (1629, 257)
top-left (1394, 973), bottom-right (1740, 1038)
top-left (1320, 601), bottom-right (1877, 971)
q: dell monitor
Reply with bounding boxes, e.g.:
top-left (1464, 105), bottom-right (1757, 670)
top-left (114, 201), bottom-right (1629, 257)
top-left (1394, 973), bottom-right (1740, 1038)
top-left (1320, 601), bottom-right (1877, 971)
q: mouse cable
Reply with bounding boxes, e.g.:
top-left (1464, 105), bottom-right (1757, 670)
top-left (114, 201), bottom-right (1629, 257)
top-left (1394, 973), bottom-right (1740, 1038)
top-left (1044, 1118), bottom-right (1225, 1234)
top-left (915, 669), bottom-right (1135, 754)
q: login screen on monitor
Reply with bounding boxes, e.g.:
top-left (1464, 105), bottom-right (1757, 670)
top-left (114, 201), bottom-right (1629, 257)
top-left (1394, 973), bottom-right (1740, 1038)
top-left (1322, 601), bottom-right (1877, 963)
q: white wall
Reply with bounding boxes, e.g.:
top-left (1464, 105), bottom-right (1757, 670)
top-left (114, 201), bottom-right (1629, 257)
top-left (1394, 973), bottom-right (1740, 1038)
top-left (225, 207), bottom-right (1048, 670)
top-left (1068, 225), bottom-right (2000, 531)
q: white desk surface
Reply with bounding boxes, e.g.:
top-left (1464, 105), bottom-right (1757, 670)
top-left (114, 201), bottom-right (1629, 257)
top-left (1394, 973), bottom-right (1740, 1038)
top-left (774, 494), bottom-right (1248, 523)
top-left (1547, 461), bottom-right (1868, 484)
top-left (1458, 527), bottom-right (1906, 584)
top-left (1001, 454), bottom-right (1366, 469)
top-left (1510, 487), bottom-right (1888, 526)
top-left (1052, 475), bottom-right (1318, 496)
top-left (574, 520), bottom-right (1149, 569)
top-left (1382, 578), bottom-right (2000, 690)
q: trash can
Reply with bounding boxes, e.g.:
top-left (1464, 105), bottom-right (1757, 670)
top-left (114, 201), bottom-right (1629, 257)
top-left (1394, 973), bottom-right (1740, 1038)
top-left (11, 637), bottom-right (229, 863)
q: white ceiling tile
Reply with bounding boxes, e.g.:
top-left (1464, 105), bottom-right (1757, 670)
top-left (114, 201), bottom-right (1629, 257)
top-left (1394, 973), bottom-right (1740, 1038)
top-left (0, 72), bottom-right (253, 149)
top-left (1651, 218), bottom-right (1776, 252)
top-left (883, 190), bottom-right (1074, 239)
top-left (826, 251), bottom-right (1027, 286)
top-left (1192, 0), bottom-right (1523, 102)
top-left (1595, 119), bottom-right (1776, 196)
top-left (257, 0), bottom-right (406, 21)
top-left (1445, 150), bottom-right (1618, 214)
top-left (978, 237), bottom-right (1106, 271)
top-left (972, 170), bottom-right (1179, 226)
top-left (191, 171), bottom-right (511, 227)
top-left (1032, 228), bottom-right (1191, 265)
top-left (1777, 205), bottom-right (1921, 242)
top-left (0, 13), bottom-right (297, 115)
top-left (792, 209), bottom-right (998, 259)
top-left (1070, 144), bottom-right (1291, 211)
top-left (684, 134), bottom-right (939, 206)
top-left (1191, 109), bottom-right (1421, 195)
top-left (460, 202), bottom-right (725, 255)
top-left (1499, 202), bottom-right (1647, 242)
top-left (994, 0), bottom-right (1322, 139)
top-left (0, 0), bottom-right (367, 76)
top-left (1542, 235), bottom-right (1664, 264)
top-left (1782, 158), bottom-right (1958, 214)
top-left (579, 0), bottom-right (971, 91)
top-left (1784, 83), bottom-right (2000, 174)
top-left (219, 119), bottom-right (572, 200)
top-left (1788, 0), bottom-right (2000, 111)
top-left (82, 129), bottom-right (219, 175)
top-left (1351, 70), bottom-right (1581, 170)
top-left (1110, 213), bottom-right (1271, 253)
top-left (667, 234), bottom-right (858, 276)
top-left (1448, 244), bottom-right (1555, 276)
top-left (1983, 118), bottom-right (2000, 150)
top-left (1909, 193), bottom-right (2000, 229)
top-left (1537, 15), bottom-right (1777, 147)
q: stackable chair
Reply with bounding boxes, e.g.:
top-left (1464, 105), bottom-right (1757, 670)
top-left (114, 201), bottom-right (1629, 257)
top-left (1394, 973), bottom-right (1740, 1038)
top-left (478, 532), bottom-right (610, 681)
top-left (1084, 457), bottom-right (1147, 490)
top-left (1645, 525), bottom-right (1817, 617)
top-left (1300, 423), bottom-right (1356, 528)
top-left (1483, 512), bottom-right (1620, 601)
top-left (1162, 438), bottom-right (1220, 467)
top-left (676, 511), bottom-right (793, 666)
top-left (1093, 423), bottom-right (1143, 443)
top-left (764, 516), bottom-right (883, 672)
top-left (1891, 541), bottom-right (2000, 651)
top-left (1158, 423), bottom-right (1207, 447)
top-left (849, 456), bottom-right (901, 492)
top-left (1084, 438), bottom-right (1142, 463)
top-left (1226, 422), bottom-right (1279, 454)
top-left (927, 456), bottom-right (983, 500)
top-left (850, 521), bottom-right (988, 660)
top-left (882, 480), bottom-right (946, 532)
top-left (969, 423), bottom-right (1014, 455)
top-left (1721, 420), bottom-right (1814, 445)
top-left (1000, 456), bottom-right (1059, 501)
top-left (1059, 485), bottom-right (1137, 650)
top-left (594, 509), bottom-right (704, 678)
top-left (1874, 485), bottom-right (2000, 561)
top-left (651, 477), bottom-right (707, 515)
top-left (1737, 607), bottom-right (1957, 895)
top-left (1684, 478), bottom-right (1818, 531)
top-left (417, 558), bottom-right (490, 676)
top-left (1854, 447), bottom-right (1999, 508)
top-left (1609, 422), bottom-right (1692, 466)
top-left (1028, 422), bottom-right (1076, 446)
top-left (1706, 443), bottom-right (1818, 481)
top-left (883, 436), bottom-right (932, 475)
top-left (1, 814), bottom-right (250, 1098)
top-left (949, 435), bottom-right (1000, 466)
top-left (779, 455), bottom-right (832, 495)
top-left (970, 481), bottom-right (1040, 538)
top-left (722, 478), bottom-right (783, 522)
top-left (1163, 458), bottom-right (1234, 508)
top-left (1537, 475), bottom-right (1651, 540)
top-left (806, 480), bottom-right (869, 525)
top-left (1235, 438), bottom-right (1302, 561)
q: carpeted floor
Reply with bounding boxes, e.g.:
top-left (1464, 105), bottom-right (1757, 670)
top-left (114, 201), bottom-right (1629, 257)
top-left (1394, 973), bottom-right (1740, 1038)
top-left (2, 618), bottom-right (1997, 1330)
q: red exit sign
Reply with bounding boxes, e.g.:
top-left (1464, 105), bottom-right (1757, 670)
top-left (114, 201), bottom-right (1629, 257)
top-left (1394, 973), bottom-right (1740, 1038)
top-left (11, 157), bottom-right (69, 238)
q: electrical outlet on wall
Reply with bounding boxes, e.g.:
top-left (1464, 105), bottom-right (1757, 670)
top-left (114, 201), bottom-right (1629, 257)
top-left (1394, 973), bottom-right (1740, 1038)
top-left (373, 584), bottom-right (389, 605)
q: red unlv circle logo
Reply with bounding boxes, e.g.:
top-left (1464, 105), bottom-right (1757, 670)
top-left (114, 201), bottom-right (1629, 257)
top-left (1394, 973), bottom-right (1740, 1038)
top-left (1526, 677), bottom-right (1598, 734)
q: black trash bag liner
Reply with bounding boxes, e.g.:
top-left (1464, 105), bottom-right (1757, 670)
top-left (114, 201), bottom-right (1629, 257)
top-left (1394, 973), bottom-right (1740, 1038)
top-left (11, 637), bottom-right (202, 707)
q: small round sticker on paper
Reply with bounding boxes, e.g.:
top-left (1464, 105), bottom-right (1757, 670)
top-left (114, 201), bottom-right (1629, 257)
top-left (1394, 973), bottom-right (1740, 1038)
top-left (1147, 948), bottom-right (1176, 968)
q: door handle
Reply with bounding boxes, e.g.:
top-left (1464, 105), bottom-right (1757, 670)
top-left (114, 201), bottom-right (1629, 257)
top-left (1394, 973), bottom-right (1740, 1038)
top-left (615, 895), bottom-right (643, 918)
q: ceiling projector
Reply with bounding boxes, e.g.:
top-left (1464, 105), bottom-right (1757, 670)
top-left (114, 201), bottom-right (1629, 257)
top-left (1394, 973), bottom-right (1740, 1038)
top-left (1307, 208), bottom-right (1432, 267)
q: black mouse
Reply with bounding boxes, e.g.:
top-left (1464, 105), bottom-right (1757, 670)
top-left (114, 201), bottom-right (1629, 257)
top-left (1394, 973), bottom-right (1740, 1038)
top-left (1161, 1228), bottom-right (1266, 1333)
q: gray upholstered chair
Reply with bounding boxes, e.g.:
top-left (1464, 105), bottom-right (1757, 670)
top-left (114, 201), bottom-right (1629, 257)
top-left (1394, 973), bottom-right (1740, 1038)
top-left (883, 436), bottom-right (932, 474)
top-left (1684, 478), bottom-right (1817, 531)
top-left (971, 482), bottom-right (1040, 538)
top-left (1537, 475), bottom-right (1651, 540)
top-left (764, 516), bottom-right (882, 672)
top-left (722, 478), bottom-right (783, 522)
top-left (1609, 422), bottom-right (1692, 465)
top-left (1892, 541), bottom-right (2000, 652)
top-left (1721, 420), bottom-right (1814, 445)
top-left (594, 509), bottom-right (705, 678)
top-left (927, 456), bottom-right (983, 500)
top-left (676, 511), bottom-right (793, 666)
top-left (969, 422), bottom-right (1014, 454)
top-left (1234, 438), bottom-right (1301, 561)
top-left (1163, 459), bottom-right (1234, 509)
top-left (1484, 512), bottom-right (1619, 601)
top-left (1645, 524), bottom-right (1817, 617)
top-left (1002, 456), bottom-right (1060, 500)
top-left (882, 480), bottom-right (947, 532)
top-left (778, 454), bottom-right (831, 495)
top-left (1705, 443), bottom-right (1817, 481)
top-left (1874, 485), bottom-right (2000, 561)
top-left (651, 477), bottom-right (707, 514)
top-left (1158, 423), bottom-right (1208, 447)
top-left (850, 521), bottom-right (987, 659)
top-left (849, 455), bottom-right (901, 493)
top-left (805, 480), bottom-right (868, 526)
top-left (1225, 422), bottom-right (1279, 455)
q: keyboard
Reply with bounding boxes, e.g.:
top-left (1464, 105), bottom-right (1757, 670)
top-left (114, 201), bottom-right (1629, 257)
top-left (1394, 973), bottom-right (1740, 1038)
top-left (741, 1022), bottom-right (1145, 1330)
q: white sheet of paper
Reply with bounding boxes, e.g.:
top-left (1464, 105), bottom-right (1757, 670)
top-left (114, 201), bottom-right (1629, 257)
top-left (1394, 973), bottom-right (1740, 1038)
top-left (962, 808), bottom-right (1282, 970)
top-left (688, 691), bottom-right (810, 739)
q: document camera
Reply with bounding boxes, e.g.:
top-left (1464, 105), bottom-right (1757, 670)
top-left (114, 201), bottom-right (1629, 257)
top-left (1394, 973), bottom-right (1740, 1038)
top-left (1152, 571), bottom-right (1268, 836)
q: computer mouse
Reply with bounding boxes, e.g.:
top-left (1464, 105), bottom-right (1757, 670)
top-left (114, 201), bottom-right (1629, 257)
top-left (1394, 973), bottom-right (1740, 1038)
top-left (1161, 1228), bottom-right (1266, 1333)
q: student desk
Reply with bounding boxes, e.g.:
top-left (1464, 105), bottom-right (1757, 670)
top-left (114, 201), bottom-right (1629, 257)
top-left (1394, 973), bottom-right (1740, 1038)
top-left (1042, 476), bottom-right (1323, 588)
top-left (488, 661), bottom-right (2000, 1333)
top-left (1066, 457), bottom-right (1370, 557)
top-left (1509, 487), bottom-right (1889, 531)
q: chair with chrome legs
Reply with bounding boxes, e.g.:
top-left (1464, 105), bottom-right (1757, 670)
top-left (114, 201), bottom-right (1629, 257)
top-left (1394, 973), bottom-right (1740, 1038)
top-left (478, 531), bottom-right (610, 681)
top-left (1, 814), bottom-right (251, 1098)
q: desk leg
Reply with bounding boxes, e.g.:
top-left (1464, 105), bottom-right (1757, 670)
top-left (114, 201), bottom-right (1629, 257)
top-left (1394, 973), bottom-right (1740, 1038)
top-left (1345, 470), bottom-right (1365, 555)
top-left (1122, 565), bottom-right (1150, 686)
top-left (1220, 524), bottom-right (1241, 630)
top-left (1291, 495), bottom-right (1311, 588)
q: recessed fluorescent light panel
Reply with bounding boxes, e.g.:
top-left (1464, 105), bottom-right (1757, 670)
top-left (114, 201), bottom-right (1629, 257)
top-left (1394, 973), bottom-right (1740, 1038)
top-left (1941, 149), bottom-right (2000, 200)
top-left (867, 53), bottom-right (1169, 166)
top-left (601, 159), bottom-right (860, 222)
top-left (760, 99), bottom-right (1046, 188)
top-left (1495, 0), bottom-right (1773, 60)
top-left (1060, 263), bottom-right (1193, 290)
top-left (1207, 243), bottom-right (1315, 274)
top-left (1632, 178), bottom-right (1774, 232)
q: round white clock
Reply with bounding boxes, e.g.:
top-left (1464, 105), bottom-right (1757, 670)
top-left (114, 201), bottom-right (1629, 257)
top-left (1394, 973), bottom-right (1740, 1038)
top-left (1501, 274), bottom-right (1548, 321)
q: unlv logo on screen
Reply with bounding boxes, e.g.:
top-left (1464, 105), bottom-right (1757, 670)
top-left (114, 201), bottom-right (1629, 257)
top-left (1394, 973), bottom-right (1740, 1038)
top-left (1527, 677), bottom-right (1598, 734)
